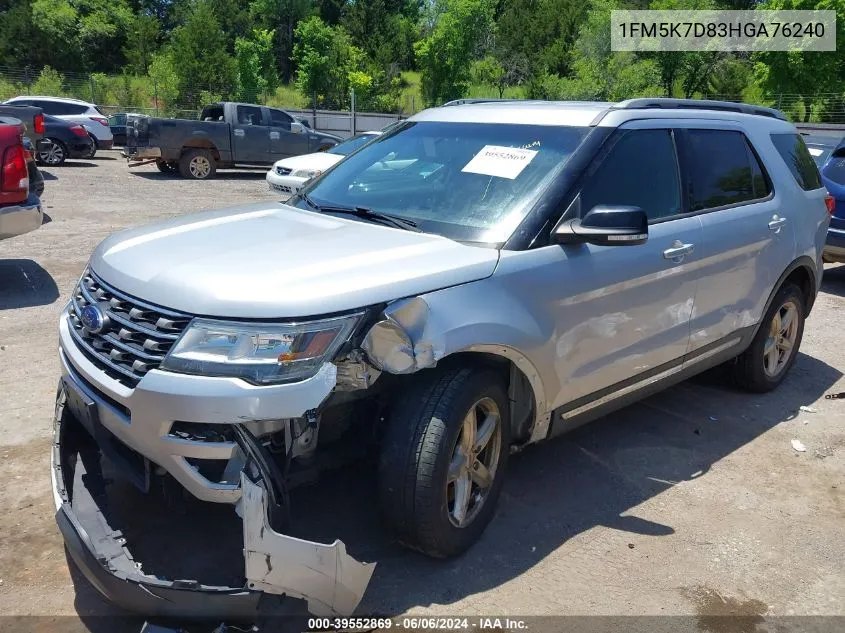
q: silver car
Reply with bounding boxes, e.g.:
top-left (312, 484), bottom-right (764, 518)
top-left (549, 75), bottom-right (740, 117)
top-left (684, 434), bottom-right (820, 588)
top-left (52, 99), bottom-right (831, 618)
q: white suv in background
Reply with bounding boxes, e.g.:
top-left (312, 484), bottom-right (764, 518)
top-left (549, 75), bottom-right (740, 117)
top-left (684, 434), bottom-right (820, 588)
top-left (3, 96), bottom-right (113, 153)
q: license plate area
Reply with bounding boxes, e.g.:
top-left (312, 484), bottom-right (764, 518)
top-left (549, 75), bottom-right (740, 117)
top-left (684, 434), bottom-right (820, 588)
top-left (61, 377), bottom-right (151, 493)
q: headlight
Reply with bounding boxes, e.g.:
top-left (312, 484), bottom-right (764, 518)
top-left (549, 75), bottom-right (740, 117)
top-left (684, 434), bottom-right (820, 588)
top-left (161, 314), bottom-right (361, 384)
top-left (292, 169), bottom-right (322, 179)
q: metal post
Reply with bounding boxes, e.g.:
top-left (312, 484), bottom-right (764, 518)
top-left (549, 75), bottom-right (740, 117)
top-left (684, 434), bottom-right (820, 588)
top-left (350, 88), bottom-right (356, 136)
top-left (312, 90), bottom-right (317, 128)
top-left (90, 76), bottom-right (96, 103)
top-left (153, 79), bottom-right (159, 117)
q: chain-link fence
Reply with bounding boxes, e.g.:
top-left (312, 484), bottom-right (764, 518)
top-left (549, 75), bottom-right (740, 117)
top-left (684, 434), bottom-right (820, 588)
top-left (4, 65), bottom-right (845, 126)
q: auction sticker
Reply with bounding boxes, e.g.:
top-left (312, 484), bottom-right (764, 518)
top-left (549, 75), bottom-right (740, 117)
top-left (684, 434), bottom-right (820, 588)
top-left (462, 145), bottom-right (538, 180)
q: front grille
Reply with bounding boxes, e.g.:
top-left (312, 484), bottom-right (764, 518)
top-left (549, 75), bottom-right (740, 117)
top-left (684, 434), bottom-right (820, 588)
top-left (67, 270), bottom-right (192, 388)
top-left (275, 166), bottom-right (292, 176)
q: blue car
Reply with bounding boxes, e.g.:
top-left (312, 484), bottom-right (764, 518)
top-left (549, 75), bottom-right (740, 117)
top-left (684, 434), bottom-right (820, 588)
top-left (806, 135), bottom-right (845, 262)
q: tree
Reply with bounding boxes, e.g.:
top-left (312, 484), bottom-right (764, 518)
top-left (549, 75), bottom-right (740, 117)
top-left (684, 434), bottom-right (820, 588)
top-left (124, 13), bottom-right (161, 74)
top-left (169, 0), bottom-right (237, 108)
top-left (248, 0), bottom-right (314, 83)
top-left (235, 29), bottom-right (279, 102)
top-left (752, 0), bottom-right (845, 121)
top-left (414, 0), bottom-right (496, 106)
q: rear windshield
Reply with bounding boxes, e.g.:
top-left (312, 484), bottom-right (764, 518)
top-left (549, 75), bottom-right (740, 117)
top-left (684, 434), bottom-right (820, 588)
top-left (295, 121), bottom-right (591, 243)
top-left (770, 133), bottom-right (823, 190)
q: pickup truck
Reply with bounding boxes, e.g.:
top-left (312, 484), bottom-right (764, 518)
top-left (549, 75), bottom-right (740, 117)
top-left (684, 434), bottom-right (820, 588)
top-left (0, 104), bottom-right (44, 145)
top-left (125, 101), bottom-right (342, 180)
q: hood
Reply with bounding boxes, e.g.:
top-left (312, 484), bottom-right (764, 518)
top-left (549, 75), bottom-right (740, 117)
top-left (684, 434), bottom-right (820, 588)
top-left (91, 203), bottom-right (499, 318)
top-left (274, 152), bottom-right (343, 171)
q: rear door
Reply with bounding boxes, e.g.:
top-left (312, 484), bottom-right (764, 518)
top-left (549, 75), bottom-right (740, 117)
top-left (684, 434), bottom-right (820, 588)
top-left (548, 124), bottom-right (702, 418)
top-left (266, 107), bottom-right (310, 159)
top-left (232, 104), bottom-right (270, 163)
top-left (678, 125), bottom-right (790, 354)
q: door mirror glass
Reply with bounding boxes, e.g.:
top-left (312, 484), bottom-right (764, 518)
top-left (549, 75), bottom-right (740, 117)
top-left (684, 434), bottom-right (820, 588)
top-left (553, 205), bottom-right (648, 246)
top-left (290, 121), bottom-right (304, 134)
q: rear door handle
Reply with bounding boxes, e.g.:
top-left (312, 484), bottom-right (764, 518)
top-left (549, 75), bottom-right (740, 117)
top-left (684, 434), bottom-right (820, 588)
top-left (663, 242), bottom-right (694, 260)
top-left (768, 217), bottom-right (787, 231)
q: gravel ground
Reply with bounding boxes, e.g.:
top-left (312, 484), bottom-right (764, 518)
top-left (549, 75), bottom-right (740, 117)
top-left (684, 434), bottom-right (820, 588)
top-left (0, 152), bottom-right (843, 630)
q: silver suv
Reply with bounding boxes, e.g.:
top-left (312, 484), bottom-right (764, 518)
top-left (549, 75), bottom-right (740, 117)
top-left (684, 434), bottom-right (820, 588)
top-left (52, 99), bottom-right (831, 618)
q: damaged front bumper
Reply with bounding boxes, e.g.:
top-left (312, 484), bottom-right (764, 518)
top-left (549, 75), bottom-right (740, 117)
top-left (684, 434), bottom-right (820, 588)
top-left (51, 374), bottom-right (375, 619)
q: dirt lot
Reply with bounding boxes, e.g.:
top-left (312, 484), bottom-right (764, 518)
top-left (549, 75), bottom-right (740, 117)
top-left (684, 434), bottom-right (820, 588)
top-left (0, 152), bottom-right (844, 629)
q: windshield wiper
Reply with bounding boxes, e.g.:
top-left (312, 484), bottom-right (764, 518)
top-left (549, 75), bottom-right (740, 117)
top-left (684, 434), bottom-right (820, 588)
top-left (298, 192), bottom-right (421, 232)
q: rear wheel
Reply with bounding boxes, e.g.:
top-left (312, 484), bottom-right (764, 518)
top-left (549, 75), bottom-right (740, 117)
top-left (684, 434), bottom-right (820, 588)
top-left (82, 134), bottom-right (97, 159)
top-left (179, 149), bottom-right (216, 180)
top-left (733, 282), bottom-right (805, 392)
top-left (379, 367), bottom-right (510, 558)
top-left (37, 138), bottom-right (66, 166)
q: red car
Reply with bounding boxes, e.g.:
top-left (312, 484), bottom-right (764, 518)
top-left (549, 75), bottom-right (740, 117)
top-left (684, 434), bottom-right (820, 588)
top-left (0, 116), bottom-right (43, 241)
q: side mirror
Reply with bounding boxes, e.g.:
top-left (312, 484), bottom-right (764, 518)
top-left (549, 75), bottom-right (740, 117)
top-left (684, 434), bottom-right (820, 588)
top-left (290, 121), bottom-right (304, 134)
top-left (553, 205), bottom-right (648, 246)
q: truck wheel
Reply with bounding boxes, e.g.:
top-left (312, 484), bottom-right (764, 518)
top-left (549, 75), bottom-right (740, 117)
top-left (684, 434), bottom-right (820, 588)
top-left (379, 366), bottom-right (510, 558)
top-left (179, 149), bottom-right (216, 180)
top-left (732, 282), bottom-right (805, 392)
top-left (156, 159), bottom-right (177, 174)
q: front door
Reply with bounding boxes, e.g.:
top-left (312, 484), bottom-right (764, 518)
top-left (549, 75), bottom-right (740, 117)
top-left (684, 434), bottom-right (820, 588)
top-left (232, 104), bottom-right (270, 163)
top-left (266, 108), bottom-right (310, 159)
top-left (545, 126), bottom-right (702, 420)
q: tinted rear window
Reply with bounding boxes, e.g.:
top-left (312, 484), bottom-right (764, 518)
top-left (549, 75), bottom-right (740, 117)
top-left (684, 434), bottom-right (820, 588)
top-left (770, 133), bottom-right (823, 190)
top-left (686, 130), bottom-right (772, 211)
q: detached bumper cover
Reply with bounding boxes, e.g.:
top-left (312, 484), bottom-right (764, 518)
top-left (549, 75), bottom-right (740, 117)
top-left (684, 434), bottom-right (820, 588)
top-left (52, 377), bottom-right (374, 619)
top-left (125, 146), bottom-right (162, 160)
top-left (0, 193), bottom-right (42, 241)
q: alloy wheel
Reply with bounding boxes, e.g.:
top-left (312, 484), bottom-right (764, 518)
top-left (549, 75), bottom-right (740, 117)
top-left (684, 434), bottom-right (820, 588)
top-left (763, 300), bottom-right (799, 377)
top-left (189, 155), bottom-right (211, 178)
top-left (446, 397), bottom-right (502, 528)
top-left (39, 140), bottom-right (64, 166)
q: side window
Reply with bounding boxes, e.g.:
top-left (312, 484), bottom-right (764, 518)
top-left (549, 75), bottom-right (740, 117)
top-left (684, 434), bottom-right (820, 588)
top-left (34, 100), bottom-right (60, 115)
top-left (686, 130), bottom-right (772, 211)
top-left (770, 132), bottom-right (823, 191)
top-left (237, 105), bottom-right (264, 126)
top-left (579, 129), bottom-right (681, 222)
top-left (269, 109), bottom-right (293, 129)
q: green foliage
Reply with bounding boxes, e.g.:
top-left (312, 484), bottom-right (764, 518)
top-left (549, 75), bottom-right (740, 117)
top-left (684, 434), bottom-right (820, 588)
top-left (169, 0), bottom-right (237, 108)
top-left (235, 29), bottom-right (279, 102)
top-left (30, 67), bottom-right (66, 96)
top-left (124, 14), bottom-right (161, 74)
top-left (415, 0), bottom-right (496, 106)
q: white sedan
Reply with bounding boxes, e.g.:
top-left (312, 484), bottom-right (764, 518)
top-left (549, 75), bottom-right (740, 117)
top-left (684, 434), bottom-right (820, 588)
top-left (266, 131), bottom-right (381, 196)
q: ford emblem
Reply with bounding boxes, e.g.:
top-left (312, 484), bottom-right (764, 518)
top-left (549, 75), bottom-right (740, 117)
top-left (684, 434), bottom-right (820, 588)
top-left (80, 304), bottom-right (108, 333)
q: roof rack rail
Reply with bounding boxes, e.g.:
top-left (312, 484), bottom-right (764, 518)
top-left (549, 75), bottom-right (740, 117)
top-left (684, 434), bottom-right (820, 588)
top-left (616, 98), bottom-right (788, 121)
top-left (441, 98), bottom-right (528, 107)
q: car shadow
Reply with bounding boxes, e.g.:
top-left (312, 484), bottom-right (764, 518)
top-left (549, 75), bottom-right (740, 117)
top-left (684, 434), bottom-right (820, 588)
top-left (821, 264), bottom-right (845, 297)
top-left (91, 155), bottom-right (117, 161)
top-left (59, 162), bottom-right (97, 168)
top-left (131, 171), bottom-right (267, 181)
top-left (0, 259), bottom-right (59, 309)
top-left (39, 169), bottom-right (58, 181)
top-left (291, 352), bottom-right (841, 615)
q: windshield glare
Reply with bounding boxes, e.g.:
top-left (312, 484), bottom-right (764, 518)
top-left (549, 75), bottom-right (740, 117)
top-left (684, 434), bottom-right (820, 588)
top-left (298, 121), bottom-right (590, 243)
top-left (327, 133), bottom-right (378, 155)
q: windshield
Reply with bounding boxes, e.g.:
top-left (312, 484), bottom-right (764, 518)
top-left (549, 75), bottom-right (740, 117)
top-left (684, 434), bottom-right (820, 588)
top-left (327, 133), bottom-right (378, 155)
top-left (295, 121), bottom-right (590, 243)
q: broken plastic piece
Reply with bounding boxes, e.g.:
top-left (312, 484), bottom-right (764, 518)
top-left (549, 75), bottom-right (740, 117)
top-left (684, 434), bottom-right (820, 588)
top-left (798, 405), bottom-right (817, 413)
top-left (791, 439), bottom-right (807, 453)
top-left (240, 474), bottom-right (375, 616)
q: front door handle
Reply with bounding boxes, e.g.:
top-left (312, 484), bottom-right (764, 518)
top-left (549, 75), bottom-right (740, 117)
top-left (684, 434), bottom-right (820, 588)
top-left (768, 217), bottom-right (787, 231)
top-left (663, 241), bottom-right (694, 260)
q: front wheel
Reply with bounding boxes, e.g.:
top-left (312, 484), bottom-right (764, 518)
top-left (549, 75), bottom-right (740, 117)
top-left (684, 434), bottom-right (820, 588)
top-left (179, 149), bottom-right (216, 180)
top-left (379, 367), bottom-right (510, 558)
top-left (37, 138), bottom-right (66, 166)
top-left (732, 282), bottom-right (805, 392)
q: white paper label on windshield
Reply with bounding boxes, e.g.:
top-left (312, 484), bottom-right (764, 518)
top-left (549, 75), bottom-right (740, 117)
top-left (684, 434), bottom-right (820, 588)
top-left (808, 147), bottom-right (823, 157)
top-left (462, 145), bottom-right (538, 180)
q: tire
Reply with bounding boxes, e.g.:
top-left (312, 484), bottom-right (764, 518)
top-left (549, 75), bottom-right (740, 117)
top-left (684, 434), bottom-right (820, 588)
top-left (82, 134), bottom-right (97, 159)
top-left (156, 159), bottom-right (177, 174)
top-left (37, 138), bottom-right (67, 166)
top-left (732, 282), bottom-right (805, 392)
top-left (379, 366), bottom-right (510, 558)
top-left (179, 149), bottom-right (216, 180)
